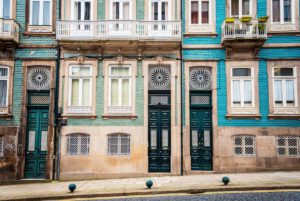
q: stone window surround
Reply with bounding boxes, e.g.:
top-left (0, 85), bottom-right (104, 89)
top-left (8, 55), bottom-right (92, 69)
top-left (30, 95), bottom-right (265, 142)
top-left (61, 58), bottom-right (98, 118)
top-left (226, 60), bottom-right (260, 118)
top-left (267, 0), bottom-right (299, 32)
top-left (267, 60), bottom-right (300, 118)
top-left (103, 59), bottom-right (137, 118)
top-left (26, 0), bottom-right (57, 34)
top-left (0, 60), bottom-right (14, 117)
top-left (185, 0), bottom-right (216, 34)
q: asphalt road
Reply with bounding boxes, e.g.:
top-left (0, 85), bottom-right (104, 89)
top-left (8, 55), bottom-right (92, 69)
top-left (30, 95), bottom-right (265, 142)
top-left (81, 191), bottom-right (300, 201)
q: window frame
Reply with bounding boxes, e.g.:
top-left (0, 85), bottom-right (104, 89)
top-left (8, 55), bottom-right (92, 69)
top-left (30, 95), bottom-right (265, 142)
top-left (189, 0), bottom-right (211, 25)
top-left (0, 66), bottom-right (9, 109)
top-left (71, 0), bottom-right (93, 21)
top-left (233, 135), bottom-right (256, 157)
top-left (276, 136), bottom-right (300, 158)
top-left (149, 0), bottom-right (172, 21)
top-left (229, 0), bottom-right (252, 18)
top-left (271, 0), bottom-right (295, 24)
top-left (66, 133), bottom-right (90, 156)
top-left (272, 67), bottom-right (298, 108)
top-left (107, 134), bottom-right (131, 156)
top-left (29, 0), bottom-right (52, 26)
top-left (108, 65), bottom-right (132, 113)
top-left (0, 0), bottom-right (12, 19)
top-left (230, 67), bottom-right (255, 108)
top-left (109, 0), bottom-right (132, 20)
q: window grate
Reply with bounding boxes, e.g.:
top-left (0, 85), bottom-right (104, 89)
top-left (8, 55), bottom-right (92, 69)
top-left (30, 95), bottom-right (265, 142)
top-left (233, 136), bottom-right (256, 156)
top-left (30, 95), bottom-right (50, 105)
top-left (190, 95), bottom-right (210, 105)
top-left (67, 133), bottom-right (90, 155)
top-left (149, 95), bottom-right (169, 105)
top-left (276, 136), bottom-right (300, 158)
top-left (107, 134), bottom-right (130, 156)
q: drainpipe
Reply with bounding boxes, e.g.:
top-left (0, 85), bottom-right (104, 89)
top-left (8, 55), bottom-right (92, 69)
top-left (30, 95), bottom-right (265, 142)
top-left (180, 0), bottom-right (184, 176)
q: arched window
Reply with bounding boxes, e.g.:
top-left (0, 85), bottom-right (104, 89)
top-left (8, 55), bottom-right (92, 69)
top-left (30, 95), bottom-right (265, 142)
top-left (276, 136), bottom-right (300, 157)
top-left (67, 133), bottom-right (90, 155)
top-left (233, 135), bottom-right (256, 156)
top-left (107, 134), bottom-right (130, 156)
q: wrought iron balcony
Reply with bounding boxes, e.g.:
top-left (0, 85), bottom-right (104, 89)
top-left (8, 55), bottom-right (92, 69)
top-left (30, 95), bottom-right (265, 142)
top-left (56, 20), bottom-right (181, 41)
top-left (221, 19), bottom-right (267, 44)
top-left (0, 18), bottom-right (19, 44)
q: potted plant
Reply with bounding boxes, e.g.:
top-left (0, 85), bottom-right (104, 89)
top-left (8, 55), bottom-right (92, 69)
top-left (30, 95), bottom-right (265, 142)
top-left (225, 17), bottom-right (235, 23)
top-left (240, 16), bottom-right (252, 23)
top-left (258, 16), bottom-right (269, 23)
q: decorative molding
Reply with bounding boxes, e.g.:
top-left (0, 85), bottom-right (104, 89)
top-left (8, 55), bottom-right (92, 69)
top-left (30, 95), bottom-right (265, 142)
top-left (27, 67), bottom-right (51, 90)
top-left (148, 65), bottom-right (171, 90)
top-left (189, 67), bottom-right (212, 91)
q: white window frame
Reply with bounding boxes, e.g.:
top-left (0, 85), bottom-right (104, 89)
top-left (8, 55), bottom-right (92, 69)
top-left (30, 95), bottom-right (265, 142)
top-left (0, 136), bottom-right (4, 157)
top-left (148, 0), bottom-right (171, 21)
top-left (276, 136), bottom-right (300, 158)
top-left (107, 134), bottom-right (130, 156)
top-left (229, 0), bottom-right (252, 18)
top-left (272, 67), bottom-right (298, 108)
top-left (271, 0), bottom-right (295, 24)
top-left (233, 135), bottom-right (256, 157)
top-left (71, 0), bottom-right (93, 21)
top-left (109, 0), bottom-right (132, 20)
top-left (68, 65), bottom-right (93, 113)
top-left (66, 133), bottom-right (90, 156)
top-left (0, 66), bottom-right (9, 109)
top-left (0, 0), bottom-right (12, 19)
top-left (189, 0), bottom-right (212, 25)
top-left (29, 0), bottom-right (52, 25)
top-left (108, 65), bottom-right (132, 113)
top-left (231, 67), bottom-right (255, 107)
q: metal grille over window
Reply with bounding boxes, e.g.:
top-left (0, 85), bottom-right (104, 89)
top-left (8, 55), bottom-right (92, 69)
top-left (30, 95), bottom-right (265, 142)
top-left (148, 65), bottom-right (171, 90)
top-left (27, 67), bottom-right (51, 90)
top-left (233, 136), bottom-right (256, 156)
top-left (30, 95), bottom-right (50, 105)
top-left (189, 67), bottom-right (212, 90)
top-left (0, 137), bottom-right (4, 157)
top-left (149, 95), bottom-right (169, 105)
top-left (191, 95), bottom-right (210, 105)
top-left (276, 136), bottom-right (300, 158)
top-left (107, 134), bottom-right (130, 156)
top-left (67, 133), bottom-right (90, 155)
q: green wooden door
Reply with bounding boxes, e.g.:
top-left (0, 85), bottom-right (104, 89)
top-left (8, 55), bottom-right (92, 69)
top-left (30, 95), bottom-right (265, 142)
top-left (190, 93), bottom-right (213, 170)
top-left (25, 108), bottom-right (49, 178)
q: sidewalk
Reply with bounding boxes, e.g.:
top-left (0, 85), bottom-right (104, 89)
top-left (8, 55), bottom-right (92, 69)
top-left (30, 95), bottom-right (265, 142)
top-left (0, 171), bottom-right (300, 201)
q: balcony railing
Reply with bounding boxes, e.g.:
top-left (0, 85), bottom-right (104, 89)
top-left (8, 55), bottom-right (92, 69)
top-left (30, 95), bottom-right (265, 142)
top-left (56, 20), bottom-right (181, 41)
top-left (0, 18), bottom-right (19, 43)
top-left (222, 19), bottom-right (267, 42)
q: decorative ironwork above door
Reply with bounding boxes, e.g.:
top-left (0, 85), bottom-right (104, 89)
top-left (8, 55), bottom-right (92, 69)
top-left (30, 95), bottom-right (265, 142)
top-left (149, 65), bottom-right (171, 91)
top-left (189, 67), bottom-right (212, 91)
top-left (27, 67), bottom-right (51, 90)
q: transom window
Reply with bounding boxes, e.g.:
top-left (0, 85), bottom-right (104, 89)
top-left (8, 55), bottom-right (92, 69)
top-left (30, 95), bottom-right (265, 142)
top-left (190, 0), bottom-right (210, 25)
top-left (67, 133), bottom-right (90, 155)
top-left (68, 65), bottom-right (92, 113)
top-left (233, 135), bottom-right (256, 156)
top-left (0, 136), bottom-right (4, 157)
top-left (276, 136), bottom-right (300, 157)
top-left (72, 0), bottom-right (92, 20)
top-left (108, 66), bottom-right (131, 113)
top-left (230, 0), bottom-right (251, 17)
top-left (231, 68), bottom-right (254, 107)
top-left (0, 67), bottom-right (9, 109)
top-left (273, 67), bottom-right (297, 107)
top-left (0, 0), bottom-right (11, 19)
top-left (30, 0), bottom-right (52, 25)
top-left (272, 0), bottom-right (293, 24)
top-left (107, 134), bottom-right (130, 156)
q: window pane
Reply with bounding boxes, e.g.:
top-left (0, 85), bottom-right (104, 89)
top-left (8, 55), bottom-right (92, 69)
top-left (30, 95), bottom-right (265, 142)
top-left (161, 2), bottom-right (166, 20)
top-left (123, 2), bottom-right (130, 20)
top-left (274, 68), bottom-right (293, 76)
top-left (84, 2), bottom-right (91, 20)
top-left (231, 0), bottom-right (239, 16)
top-left (232, 80), bottom-right (241, 104)
top-left (3, 0), bottom-right (11, 19)
top-left (75, 2), bottom-right (81, 20)
top-left (272, 0), bottom-right (280, 22)
top-left (122, 79), bottom-right (129, 106)
top-left (111, 67), bottom-right (129, 76)
top-left (242, 0), bottom-right (250, 15)
top-left (71, 67), bottom-right (91, 76)
top-left (43, 1), bottom-right (51, 25)
top-left (32, 1), bottom-right (40, 25)
top-left (233, 68), bottom-right (251, 76)
top-left (274, 80), bottom-right (283, 104)
top-left (201, 1), bottom-right (209, 24)
top-left (244, 80), bottom-right (252, 105)
top-left (0, 68), bottom-right (8, 77)
top-left (152, 2), bottom-right (158, 20)
top-left (82, 79), bottom-right (91, 106)
top-left (71, 79), bottom-right (79, 106)
top-left (245, 137), bottom-right (254, 145)
top-left (286, 80), bottom-right (295, 105)
top-left (191, 1), bottom-right (199, 24)
top-left (284, 0), bottom-right (291, 22)
top-left (111, 79), bottom-right (119, 106)
top-left (0, 80), bottom-right (8, 107)
top-left (113, 2), bottom-right (119, 19)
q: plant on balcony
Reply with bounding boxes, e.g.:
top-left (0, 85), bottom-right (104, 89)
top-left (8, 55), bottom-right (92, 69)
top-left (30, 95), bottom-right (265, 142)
top-left (225, 17), bottom-right (235, 23)
top-left (240, 16), bottom-right (252, 23)
top-left (258, 24), bottom-right (266, 32)
top-left (258, 16), bottom-right (269, 23)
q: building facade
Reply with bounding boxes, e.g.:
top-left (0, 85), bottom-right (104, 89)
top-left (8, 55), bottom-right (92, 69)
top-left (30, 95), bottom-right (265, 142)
top-left (0, 0), bottom-right (58, 180)
top-left (182, 0), bottom-right (300, 173)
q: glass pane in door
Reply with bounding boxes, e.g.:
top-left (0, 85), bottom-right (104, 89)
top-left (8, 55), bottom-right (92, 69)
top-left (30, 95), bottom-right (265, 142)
top-left (162, 129), bottom-right (168, 147)
top-left (150, 129), bottom-right (157, 147)
top-left (28, 131), bottom-right (36, 151)
top-left (204, 130), bottom-right (210, 147)
top-left (41, 131), bottom-right (48, 151)
top-left (192, 130), bottom-right (198, 147)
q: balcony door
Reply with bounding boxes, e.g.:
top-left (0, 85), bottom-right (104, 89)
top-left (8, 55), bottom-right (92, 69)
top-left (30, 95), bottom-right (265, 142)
top-left (149, 0), bottom-right (171, 35)
top-left (72, 0), bottom-right (92, 36)
top-left (109, 0), bottom-right (132, 36)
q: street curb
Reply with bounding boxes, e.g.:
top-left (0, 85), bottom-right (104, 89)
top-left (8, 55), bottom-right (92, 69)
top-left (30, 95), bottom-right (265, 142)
top-left (4, 185), bottom-right (300, 201)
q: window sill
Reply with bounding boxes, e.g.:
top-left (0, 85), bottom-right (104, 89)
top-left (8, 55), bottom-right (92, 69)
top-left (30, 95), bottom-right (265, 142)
top-left (226, 114), bottom-right (261, 120)
top-left (268, 114), bottom-right (300, 120)
top-left (102, 114), bottom-right (137, 119)
top-left (62, 114), bottom-right (97, 119)
top-left (0, 114), bottom-right (13, 119)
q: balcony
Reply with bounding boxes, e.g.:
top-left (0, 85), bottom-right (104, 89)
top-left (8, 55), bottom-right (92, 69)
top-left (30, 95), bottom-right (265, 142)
top-left (56, 20), bottom-right (181, 42)
top-left (221, 19), bottom-right (267, 46)
top-left (0, 18), bottom-right (19, 44)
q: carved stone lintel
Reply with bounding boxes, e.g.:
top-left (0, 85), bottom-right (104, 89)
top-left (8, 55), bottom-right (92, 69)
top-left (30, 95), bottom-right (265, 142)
top-left (156, 56), bottom-right (163, 64)
top-left (116, 55), bottom-right (124, 65)
top-left (77, 56), bottom-right (84, 64)
top-left (137, 46), bottom-right (144, 61)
